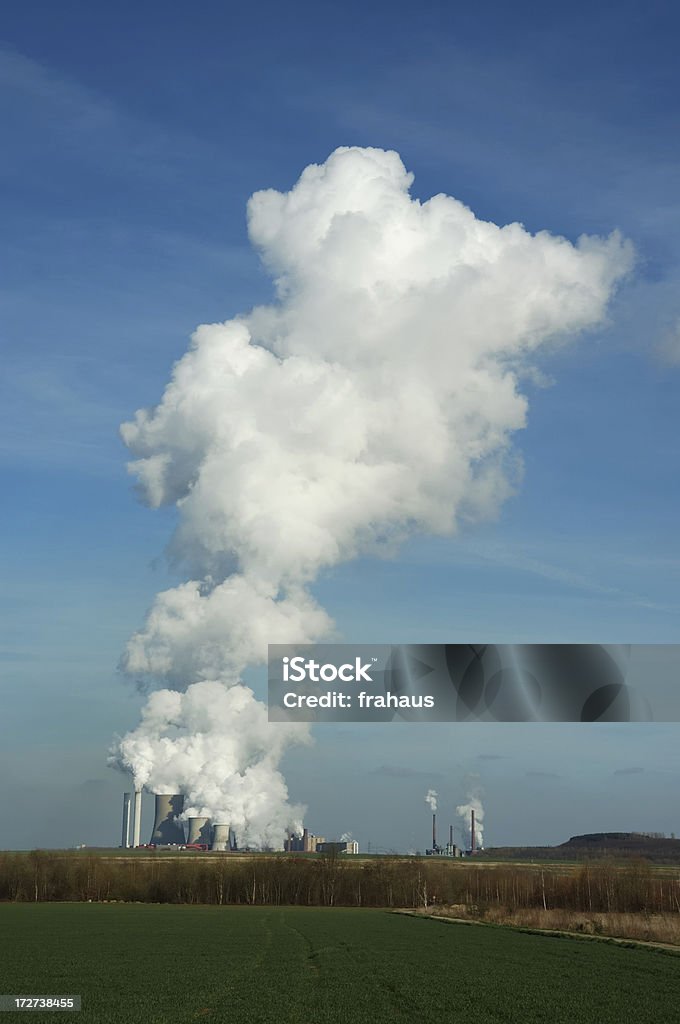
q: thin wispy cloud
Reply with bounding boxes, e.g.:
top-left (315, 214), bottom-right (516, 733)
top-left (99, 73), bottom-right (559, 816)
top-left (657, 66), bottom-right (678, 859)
top-left (371, 765), bottom-right (444, 780)
top-left (463, 542), bottom-right (678, 614)
top-left (0, 47), bottom-right (240, 187)
top-left (656, 318), bottom-right (680, 366)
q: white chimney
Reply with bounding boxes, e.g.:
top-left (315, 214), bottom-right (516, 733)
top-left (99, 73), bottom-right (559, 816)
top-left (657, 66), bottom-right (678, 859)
top-left (121, 792), bottom-right (131, 848)
top-left (132, 789), bottom-right (142, 847)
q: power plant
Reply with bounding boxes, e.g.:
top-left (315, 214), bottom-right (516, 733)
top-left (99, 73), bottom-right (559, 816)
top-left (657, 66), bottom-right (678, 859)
top-left (120, 791), bottom-right (214, 850)
top-left (425, 812), bottom-right (462, 857)
top-left (424, 801), bottom-right (484, 857)
top-left (118, 785), bottom-right (482, 856)
top-left (120, 790), bottom-right (357, 853)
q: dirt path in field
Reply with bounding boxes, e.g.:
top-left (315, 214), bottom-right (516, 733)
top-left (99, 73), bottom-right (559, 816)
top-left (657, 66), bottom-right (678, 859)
top-left (393, 909), bottom-right (680, 954)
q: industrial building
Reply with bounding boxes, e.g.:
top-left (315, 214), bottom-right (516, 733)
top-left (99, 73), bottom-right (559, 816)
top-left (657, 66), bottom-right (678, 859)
top-left (283, 829), bottom-right (359, 854)
top-left (316, 840), bottom-right (360, 855)
top-left (284, 828), bottom-right (323, 852)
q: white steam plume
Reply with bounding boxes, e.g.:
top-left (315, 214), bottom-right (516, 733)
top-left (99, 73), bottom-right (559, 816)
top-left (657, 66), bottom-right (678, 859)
top-left (120, 146), bottom-right (631, 687)
top-left (456, 780), bottom-right (485, 850)
top-left (110, 681), bottom-right (309, 849)
top-left (112, 146), bottom-right (632, 847)
top-left (425, 789), bottom-right (438, 813)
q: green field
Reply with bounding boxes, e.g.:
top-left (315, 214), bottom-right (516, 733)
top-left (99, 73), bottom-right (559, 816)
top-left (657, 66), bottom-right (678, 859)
top-left (0, 905), bottom-right (678, 1023)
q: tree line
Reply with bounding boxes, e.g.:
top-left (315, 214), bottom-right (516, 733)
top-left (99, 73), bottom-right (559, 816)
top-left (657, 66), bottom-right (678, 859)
top-left (1, 852), bottom-right (679, 913)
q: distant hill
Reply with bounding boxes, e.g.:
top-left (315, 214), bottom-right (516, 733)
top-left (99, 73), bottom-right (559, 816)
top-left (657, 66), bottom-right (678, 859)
top-left (480, 832), bottom-right (680, 863)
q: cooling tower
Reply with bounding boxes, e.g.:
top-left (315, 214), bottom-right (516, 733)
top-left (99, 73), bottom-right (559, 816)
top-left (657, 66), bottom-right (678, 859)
top-left (132, 789), bottom-right (142, 848)
top-left (121, 792), bottom-right (131, 848)
top-left (211, 823), bottom-right (230, 851)
top-left (149, 794), bottom-right (185, 845)
top-left (187, 816), bottom-right (212, 845)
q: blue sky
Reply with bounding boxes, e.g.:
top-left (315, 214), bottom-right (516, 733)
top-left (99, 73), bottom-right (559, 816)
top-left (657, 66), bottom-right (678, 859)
top-left (1, 0), bottom-right (679, 850)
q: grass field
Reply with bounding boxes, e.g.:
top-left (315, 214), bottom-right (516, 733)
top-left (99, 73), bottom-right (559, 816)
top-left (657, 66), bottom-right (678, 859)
top-left (0, 905), bottom-right (678, 1024)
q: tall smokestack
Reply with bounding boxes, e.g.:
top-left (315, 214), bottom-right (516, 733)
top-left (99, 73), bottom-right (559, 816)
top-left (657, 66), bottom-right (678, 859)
top-left (471, 809), bottom-right (476, 853)
top-left (149, 794), bottom-right (185, 845)
top-left (132, 789), bottom-right (142, 848)
top-left (121, 792), bottom-right (131, 848)
top-left (449, 824), bottom-right (453, 846)
top-left (432, 813), bottom-right (437, 850)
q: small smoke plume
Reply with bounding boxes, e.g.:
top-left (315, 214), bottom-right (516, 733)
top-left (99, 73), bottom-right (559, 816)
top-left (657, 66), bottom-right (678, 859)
top-left (456, 778), bottom-right (485, 849)
top-left (425, 789), bottom-right (438, 813)
top-left (657, 316), bottom-right (680, 365)
top-left (112, 146), bottom-right (632, 847)
top-left (340, 831), bottom-right (353, 842)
